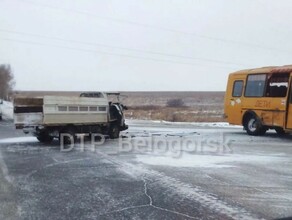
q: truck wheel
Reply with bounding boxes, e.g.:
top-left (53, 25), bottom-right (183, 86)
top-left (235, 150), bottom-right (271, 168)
top-left (108, 124), bottom-right (120, 139)
top-left (0, 115), bottom-right (2, 121)
top-left (60, 127), bottom-right (76, 145)
top-left (244, 115), bottom-right (265, 136)
top-left (37, 132), bottom-right (54, 143)
top-left (275, 127), bottom-right (286, 136)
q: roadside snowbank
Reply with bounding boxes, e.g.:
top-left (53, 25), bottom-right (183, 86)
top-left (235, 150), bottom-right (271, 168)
top-left (1, 101), bottom-right (13, 120)
top-left (126, 119), bottom-right (241, 128)
top-left (0, 137), bottom-right (37, 144)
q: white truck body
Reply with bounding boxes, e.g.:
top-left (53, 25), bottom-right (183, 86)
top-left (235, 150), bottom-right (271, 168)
top-left (14, 95), bottom-right (109, 126)
top-left (14, 93), bottom-right (128, 142)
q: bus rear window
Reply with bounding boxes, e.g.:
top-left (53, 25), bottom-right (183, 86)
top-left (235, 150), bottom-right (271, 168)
top-left (245, 74), bottom-right (266, 97)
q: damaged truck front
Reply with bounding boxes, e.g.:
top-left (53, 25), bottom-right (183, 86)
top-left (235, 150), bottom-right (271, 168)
top-left (13, 92), bottom-right (128, 144)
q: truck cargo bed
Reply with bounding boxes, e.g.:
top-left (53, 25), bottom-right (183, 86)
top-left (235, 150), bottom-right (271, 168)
top-left (14, 95), bottom-right (109, 127)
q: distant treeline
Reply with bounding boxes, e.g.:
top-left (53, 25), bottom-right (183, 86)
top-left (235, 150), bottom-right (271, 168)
top-left (0, 64), bottom-right (14, 100)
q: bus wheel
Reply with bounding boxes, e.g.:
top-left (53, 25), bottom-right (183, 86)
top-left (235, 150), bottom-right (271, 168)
top-left (275, 127), bottom-right (286, 136)
top-left (244, 116), bottom-right (265, 136)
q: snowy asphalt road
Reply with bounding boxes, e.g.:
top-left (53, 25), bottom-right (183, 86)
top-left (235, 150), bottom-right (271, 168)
top-left (0, 120), bottom-right (292, 220)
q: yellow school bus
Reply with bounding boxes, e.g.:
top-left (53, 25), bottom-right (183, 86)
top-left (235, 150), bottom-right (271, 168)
top-left (224, 65), bottom-right (292, 135)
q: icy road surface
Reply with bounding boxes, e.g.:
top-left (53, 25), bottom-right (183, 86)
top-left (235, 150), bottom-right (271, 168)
top-left (0, 119), bottom-right (292, 220)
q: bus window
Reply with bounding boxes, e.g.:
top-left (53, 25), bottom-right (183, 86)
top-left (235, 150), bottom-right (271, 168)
top-left (245, 74), bottom-right (266, 97)
top-left (266, 73), bottom-right (289, 97)
top-left (232, 81), bottom-right (243, 97)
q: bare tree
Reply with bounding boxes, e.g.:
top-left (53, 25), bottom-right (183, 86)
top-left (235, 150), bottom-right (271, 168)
top-left (0, 64), bottom-right (15, 100)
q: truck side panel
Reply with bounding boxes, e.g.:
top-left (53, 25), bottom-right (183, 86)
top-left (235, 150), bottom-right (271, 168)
top-left (43, 96), bottom-right (109, 125)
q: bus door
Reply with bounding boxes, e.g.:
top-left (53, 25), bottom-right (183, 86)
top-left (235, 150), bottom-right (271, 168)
top-left (226, 77), bottom-right (245, 125)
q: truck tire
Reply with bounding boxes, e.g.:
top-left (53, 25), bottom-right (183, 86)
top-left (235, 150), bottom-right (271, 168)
top-left (244, 115), bottom-right (265, 136)
top-left (60, 127), bottom-right (76, 145)
top-left (108, 124), bottom-right (120, 139)
top-left (0, 115), bottom-right (2, 121)
top-left (37, 132), bottom-right (54, 143)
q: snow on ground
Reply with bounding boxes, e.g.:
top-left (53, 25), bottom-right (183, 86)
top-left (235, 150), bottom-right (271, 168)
top-left (135, 153), bottom-right (286, 168)
top-left (0, 137), bottom-right (37, 144)
top-left (127, 119), bottom-right (241, 128)
top-left (1, 101), bottom-right (13, 120)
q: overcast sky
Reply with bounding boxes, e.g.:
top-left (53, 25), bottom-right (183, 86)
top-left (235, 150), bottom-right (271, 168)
top-left (1, 0), bottom-right (292, 91)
